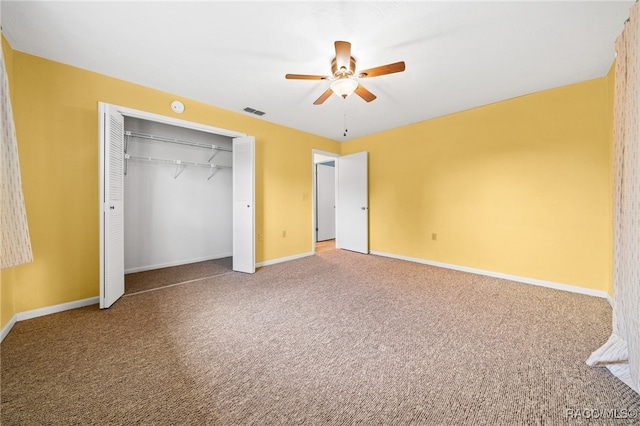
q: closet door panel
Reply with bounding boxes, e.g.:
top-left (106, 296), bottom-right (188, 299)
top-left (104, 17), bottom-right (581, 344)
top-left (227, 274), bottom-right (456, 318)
top-left (99, 103), bottom-right (125, 308)
top-left (232, 136), bottom-right (255, 273)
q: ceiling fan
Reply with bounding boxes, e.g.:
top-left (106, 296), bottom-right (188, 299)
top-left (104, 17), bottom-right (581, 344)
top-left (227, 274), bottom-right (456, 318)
top-left (285, 41), bottom-right (405, 105)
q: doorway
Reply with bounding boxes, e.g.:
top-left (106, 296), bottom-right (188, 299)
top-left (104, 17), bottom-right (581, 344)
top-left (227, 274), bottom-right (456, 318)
top-left (312, 151), bottom-right (339, 253)
top-left (311, 149), bottom-right (370, 255)
top-left (316, 160), bottom-right (336, 242)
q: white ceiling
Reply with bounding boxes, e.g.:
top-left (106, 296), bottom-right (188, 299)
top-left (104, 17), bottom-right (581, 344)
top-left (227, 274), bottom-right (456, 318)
top-left (1, 1), bottom-right (633, 141)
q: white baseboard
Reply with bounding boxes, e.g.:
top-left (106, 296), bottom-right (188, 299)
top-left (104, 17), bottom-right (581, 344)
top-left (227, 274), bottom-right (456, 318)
top-left (16, 296), bottom-right (99, 321)
top-left (1, 296), bottom-right (99, 343)
top-left (606, 293), bottom-right (614, 307)
top-left (256, 251), bottom-right (314, 268)
top-left (125, 253), bottom-right (232, 274)
top-left (370, 250), bottom-right (611, 300)
top-left (1, 314), bottom-right (17, 342)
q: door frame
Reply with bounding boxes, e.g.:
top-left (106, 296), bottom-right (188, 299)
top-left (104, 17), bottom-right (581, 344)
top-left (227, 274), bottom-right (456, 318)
top-left (99, 102), bottom-right (249, 308)
top-left (105, 104), bottom-right (246, 139)
top-left (311, 149), bottom-right (340, 254)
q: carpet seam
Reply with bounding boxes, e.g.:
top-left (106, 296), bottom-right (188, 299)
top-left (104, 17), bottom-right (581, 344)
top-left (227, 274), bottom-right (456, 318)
top-left (124, 271), bottom-right (236, 296)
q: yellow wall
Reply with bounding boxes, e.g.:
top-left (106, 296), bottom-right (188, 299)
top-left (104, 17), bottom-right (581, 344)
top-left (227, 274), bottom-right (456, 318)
top-left (342, 77), bottom-right (613, 293)
top-left (0, 40), bottom-right (617, 331)
top-left (3, 49), bottom-right (338, 322)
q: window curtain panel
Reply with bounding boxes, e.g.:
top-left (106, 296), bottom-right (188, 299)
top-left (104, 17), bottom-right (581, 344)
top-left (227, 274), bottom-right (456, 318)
top-left (587, 1), bottom-right (639, 395)
top-left (0, 42), bottom-right (33, 268)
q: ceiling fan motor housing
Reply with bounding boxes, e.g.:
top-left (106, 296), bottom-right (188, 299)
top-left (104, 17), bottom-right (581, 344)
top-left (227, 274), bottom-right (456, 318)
top-left (331, 57), bottom-right (357, 77)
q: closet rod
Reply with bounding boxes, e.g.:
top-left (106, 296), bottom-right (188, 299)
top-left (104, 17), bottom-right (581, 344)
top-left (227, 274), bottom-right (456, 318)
top-left (125, 131), bottom-right (233, 152)
top-left (125, 154), bottom-right (232, 169)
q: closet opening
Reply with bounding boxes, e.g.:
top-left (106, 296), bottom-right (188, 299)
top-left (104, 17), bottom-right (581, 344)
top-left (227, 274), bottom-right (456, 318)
top-left (99, 102), bottom-right (255, 308)
top-left (123, 117), bottom-right (233, 294)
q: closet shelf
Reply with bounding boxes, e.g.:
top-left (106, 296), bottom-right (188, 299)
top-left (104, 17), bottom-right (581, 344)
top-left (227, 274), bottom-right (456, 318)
top-left (125, 154), bottom-right (231, 180)
top-left (125, 154), bottom-right (230, 168)
top-left (125, 130), bottom-right (233, 152)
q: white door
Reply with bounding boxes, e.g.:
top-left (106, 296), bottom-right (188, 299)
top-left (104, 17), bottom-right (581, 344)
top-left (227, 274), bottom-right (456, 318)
top-left (336, 151), bottom-right (369, 254)
top-left (99, 103), bottom-right (125, 308)
top-left (232, 136), bottom-right (255, 273)
top-left (316, 162), bottom-right (336, 241)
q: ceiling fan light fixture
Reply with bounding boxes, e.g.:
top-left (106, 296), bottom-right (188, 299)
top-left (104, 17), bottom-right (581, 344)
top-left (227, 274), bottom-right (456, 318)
top-left (285, 41), bottom-right (405, 105)
top-left (330, 78), bottom-right (358, 99)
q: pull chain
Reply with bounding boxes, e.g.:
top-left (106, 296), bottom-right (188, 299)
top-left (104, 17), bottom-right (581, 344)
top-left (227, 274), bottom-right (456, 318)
top-left (343, 111), bottom-right (348, 137)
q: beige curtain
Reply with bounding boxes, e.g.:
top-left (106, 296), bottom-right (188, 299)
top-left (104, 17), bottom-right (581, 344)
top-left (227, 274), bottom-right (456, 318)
top-left (587, 2), bottom-right (639, 395)
top-left (0, 41), bottom-right (33, 269)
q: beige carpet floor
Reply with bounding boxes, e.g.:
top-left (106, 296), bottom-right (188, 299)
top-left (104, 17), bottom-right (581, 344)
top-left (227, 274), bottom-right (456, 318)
top-left (125, 257), bottom-right (232, 295)
top-left (2, 249), bottom-right (639, 425)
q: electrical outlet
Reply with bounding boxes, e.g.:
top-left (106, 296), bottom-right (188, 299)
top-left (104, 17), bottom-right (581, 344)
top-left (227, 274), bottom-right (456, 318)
top-left (258, 234), bottom-right (264, 241)
top-left (282, 230), bottom-right (287, 238)
top-left (432, 233), bottom-right (437, 241)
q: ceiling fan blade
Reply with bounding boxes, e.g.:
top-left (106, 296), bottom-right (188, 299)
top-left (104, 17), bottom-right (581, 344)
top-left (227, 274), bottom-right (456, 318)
top-left (358, 61), bottom-right (405, 78)
top-left (334, 41), bottom-right (352, 71)
top-left (354, 84), bottom-right (377, 102)
top-left (313, 88), bottom-right (334, 105)
top-left (285, 74), bottom-right (330, 80)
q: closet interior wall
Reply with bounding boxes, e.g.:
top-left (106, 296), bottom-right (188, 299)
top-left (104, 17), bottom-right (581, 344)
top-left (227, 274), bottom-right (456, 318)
top-left (123, 117), bottom-right (233, 273)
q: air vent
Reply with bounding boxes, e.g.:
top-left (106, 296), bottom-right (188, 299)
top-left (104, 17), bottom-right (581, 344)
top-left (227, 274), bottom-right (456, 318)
top-left (243, 107), bottom-right (266, 116)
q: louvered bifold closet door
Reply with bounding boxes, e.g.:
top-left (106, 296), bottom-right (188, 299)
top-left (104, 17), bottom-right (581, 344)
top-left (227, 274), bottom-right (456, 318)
top-left (100, 103), bottom-right (125, 308)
